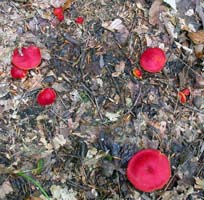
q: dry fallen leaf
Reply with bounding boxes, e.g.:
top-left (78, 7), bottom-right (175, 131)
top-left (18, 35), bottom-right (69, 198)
top-left (194, 44), bottom-right (204, 58)
top-left (23, 73), bottom-right (43, 90)
top-left (50, 185), bottom-right (77, 200)
top-left (0, 181), bottom-right (13, 199)
top-left (63, 0), bottom-right (73, 10)
top-left (149, 0), bottom-right (166, 26)
top-left (105, 111), bottom-right (121, 122)
top-left (28, 197), bottom-right (44, 200)
top-left (50, 0), bottom-right (66, 8)
top-left (112, 61), bottom-right (126, 77)
top-left (52, 134), bottom-right (67, 150)
top-left (102, 18), bottom-right (129, 44)
top-left (188, 30), bottom-right (204, 44)
top-left (163, 0), bottom-right (177, 11)
top-left (194, 177), bottom-right (204, 189)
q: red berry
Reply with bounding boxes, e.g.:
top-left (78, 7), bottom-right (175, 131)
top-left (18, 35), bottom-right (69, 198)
top-left (75, 16), bottom-right (84, 24)
top-left (11, 66), bottom-right (27, 79)
top-left (37, 88), bottom-right (56, 106)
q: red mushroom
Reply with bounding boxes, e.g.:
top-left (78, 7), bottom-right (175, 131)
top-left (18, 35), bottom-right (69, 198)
top-left (75, 16), bottom-right (84, 24)
top-left (181, 88), bottom-right (190, 96)
top-left (140, 47), bottom-right (166, 73)
top-left (37, 88), bottom-right (56, 106)
top-left (127, 149), bottom-right (171, 192)
top-left (53, 7), bottom-right (64, 21)
top-left (11, 45), bottom-right (41, 70)
top-left (11, 66), bottom-right (27, 79)
top-left (133, 68), bottom-right (142, 79)
top-left (178, 88), bottom-right (190, 104)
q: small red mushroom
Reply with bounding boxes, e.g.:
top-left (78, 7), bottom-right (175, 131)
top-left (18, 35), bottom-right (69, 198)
top-left (181, 88), bottom-right (190, 96)
top-left (37, 88), bottom-right (56, 106)
top-left (11, 66), bottom-right (27, 79)
top-left (127, 149), bottom-right (171, 192)
top-left (53, 7), bottom-right (64, 21)
top-left (140, 47), bottom-right (166, 73)
top-left (133, 68), bottom-right (142, 79)
top-left (178, 88), bottom-right (190, 104)
top-left (57, 14), bottom-right (64, 22)
top-left (75, 16), bottom-right (84, 24)
top-left (12, 45), bottom-right (41, 70)
top-left (178, 91), bottom-right (186, 104)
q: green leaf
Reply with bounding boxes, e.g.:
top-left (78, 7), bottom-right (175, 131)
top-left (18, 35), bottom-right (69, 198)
top-left (32, 158), bottom-right (44, 175)
top-left (36, 159), bottom-right (44, 174)
top-left (17, 172), bottom-right (50, 200)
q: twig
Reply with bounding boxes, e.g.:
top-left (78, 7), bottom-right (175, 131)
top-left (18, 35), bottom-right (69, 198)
top-left (81, 83), bottom-right (104, 121)
top-left (174, 52), bottom-right (201, 77)
top-left (94, 97), bottom-right (104, 120)
top-left (125, 86), bottom-right (142, 117)
top-left (57, 92), bottom-right (69, 109)
top-left (104, 65), bottom-right (125, 106)
top-left (196, 0), bottom-right (204, 29)
top-left (63, 33), bottom-right (81, 46)
top-left (48, 109), bottom-right (68, 123)
top-left (183, 104), bottom-right (204, 115)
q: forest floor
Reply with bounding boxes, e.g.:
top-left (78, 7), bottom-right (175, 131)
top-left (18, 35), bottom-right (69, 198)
top-left (0, 0), bottom-right (204, 199)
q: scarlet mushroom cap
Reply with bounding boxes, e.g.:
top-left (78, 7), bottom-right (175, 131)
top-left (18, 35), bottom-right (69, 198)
top-left (37, 88), bottom-right (56, 106)
top-left (127, 149), bottom-right (171, 192)
top-left (133, 68), bottom-right (142, 79)
top-left (75, 16), bottom-right (84, 24)
top-left (181, 88), bottom-right (190, 96)
top-left (178, 91), bottom-right (187, 104)
top-left (140, 48), bottom-right (166, 73)
top-left (11, 66), bottom-right (27, 79)
top-left (12, 45), bottom-right (41, 70)
top-left (57, 14), bottom-right (64, 22)
top-left (53, 7), bottom-right (64, 17)
top-left (53, 7), bottom-right (64, 21)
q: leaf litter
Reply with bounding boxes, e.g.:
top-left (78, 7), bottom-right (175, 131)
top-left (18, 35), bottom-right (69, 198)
top-left (0, 0), bottom-right (204, 199)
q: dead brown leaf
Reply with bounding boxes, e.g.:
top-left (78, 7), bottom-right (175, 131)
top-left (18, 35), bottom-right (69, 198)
top-left (50, 0), bottom-right (66, 8)
top-left (149, 0), bottom-right (166, 26)
top-left (0, 181), bottom-right (13, 199)
top-left (112, 61), bottom-right (126, 77)
top-left (148, 121), bottom-right (167, 136)
top-left (188, 30), bottom-right (204, 44)
top-left (102, 19), bottom-right (129, 44)
top-left (194, 177), bottom-right (204, 189)
top-left (196, 0), bottom-right (204, 28)
top-left (23, 73), bottom-right (43, 90)
top-left (26, 197), bottom-right (43, 200)
top-left (63, 0), bottom-right (73, 10)
top-left (194, 44), bottom-right (204, 58)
